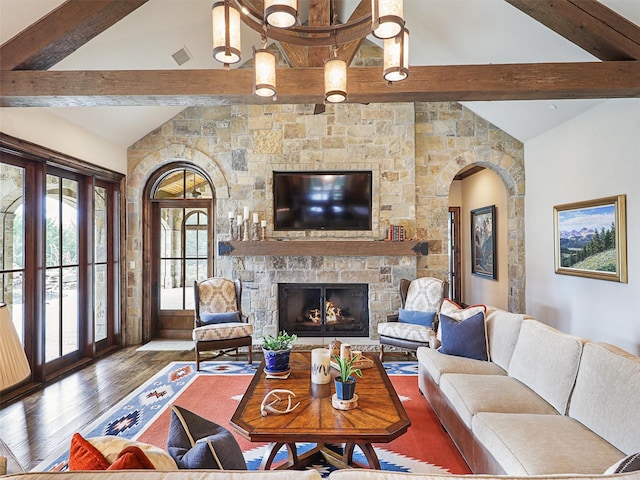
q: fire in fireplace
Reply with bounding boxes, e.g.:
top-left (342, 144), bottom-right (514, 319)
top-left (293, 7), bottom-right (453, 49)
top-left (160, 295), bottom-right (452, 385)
top-left (278, 283), bottom-right (369, 337)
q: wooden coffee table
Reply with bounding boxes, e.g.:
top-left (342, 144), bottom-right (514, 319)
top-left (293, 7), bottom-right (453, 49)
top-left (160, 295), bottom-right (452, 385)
top-left (230, 351), bottom-right (411, 470)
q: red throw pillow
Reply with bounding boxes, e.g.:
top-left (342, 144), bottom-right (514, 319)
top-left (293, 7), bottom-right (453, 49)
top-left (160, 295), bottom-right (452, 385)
top-left (108, 446), bottom-right (156, 470)
top-left (68, 433), bottom-right (155, 471)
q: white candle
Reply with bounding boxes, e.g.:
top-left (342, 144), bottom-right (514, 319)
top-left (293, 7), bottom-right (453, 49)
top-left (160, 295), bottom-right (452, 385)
top-left (311, 348), bottom-right (331, 384)
top-left (236, 215), bottom-right (243, 226)
top-left (261, 220), bottom-right (267, 228)
top-left (253, 213), bottom-right (259, 224)
top-left (243, 206), bottom-right (249, 220)
top-left (228, 211), bottom-right (234, 219)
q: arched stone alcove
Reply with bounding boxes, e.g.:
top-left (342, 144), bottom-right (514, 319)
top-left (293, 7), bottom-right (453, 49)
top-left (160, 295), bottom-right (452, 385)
top-left (125, 144), bottom-right (230, 344)
top-left (414, 102), bottom-right (526, 313)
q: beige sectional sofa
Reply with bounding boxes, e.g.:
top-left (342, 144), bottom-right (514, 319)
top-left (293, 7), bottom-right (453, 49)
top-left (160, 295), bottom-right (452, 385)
top-left (417, 307), bottom-right (640, 476)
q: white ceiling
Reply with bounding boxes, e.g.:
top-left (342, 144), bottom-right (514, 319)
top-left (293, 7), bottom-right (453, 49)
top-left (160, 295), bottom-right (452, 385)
top-left (1, 0), bottom-right (639, 148)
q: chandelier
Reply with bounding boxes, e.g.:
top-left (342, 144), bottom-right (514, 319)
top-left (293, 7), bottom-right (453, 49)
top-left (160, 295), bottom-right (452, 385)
top-left (211, 0), bottom-right (408, 103)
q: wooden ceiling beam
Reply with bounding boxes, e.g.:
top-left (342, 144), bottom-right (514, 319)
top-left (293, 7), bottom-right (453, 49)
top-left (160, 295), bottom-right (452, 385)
top-left (2, 62), bottom-right (638, 107)
top-left (505, 0), bottom-right (640, 61)
top-left (0, 0), bottom-right (150, 71)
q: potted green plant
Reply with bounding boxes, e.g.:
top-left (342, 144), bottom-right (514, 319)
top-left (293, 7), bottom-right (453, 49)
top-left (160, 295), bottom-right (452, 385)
top-left (333, 353), bottom-right (364, 401)
top-left (262, 330), bottom-right (297, 373)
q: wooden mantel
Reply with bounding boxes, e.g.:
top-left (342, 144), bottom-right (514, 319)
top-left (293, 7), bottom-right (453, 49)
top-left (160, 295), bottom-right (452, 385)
top-left (217, 240), bottom-right (428, 257)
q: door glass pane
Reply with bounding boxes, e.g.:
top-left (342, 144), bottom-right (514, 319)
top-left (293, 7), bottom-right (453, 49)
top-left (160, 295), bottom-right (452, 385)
top-left (95, 187), bottom-right (107, 263)
top-left (62, 266), bottom-right (79, 355)
top-left (95, 264), bottom-right (107, 342)
top-left (45, 268), bottom-right (61, 362)
top-left (0, 162), bottom-right (25, 343)
top-left (160, 259), bottom-right (182, 310)
top-left (46, 176), bottom-right (60, 268)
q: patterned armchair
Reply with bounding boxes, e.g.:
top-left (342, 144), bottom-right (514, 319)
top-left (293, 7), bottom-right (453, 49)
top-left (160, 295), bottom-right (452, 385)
top-left (378, 277), bottom-right (448, 361)
top-left (193, 277), bottom-right (253, 370)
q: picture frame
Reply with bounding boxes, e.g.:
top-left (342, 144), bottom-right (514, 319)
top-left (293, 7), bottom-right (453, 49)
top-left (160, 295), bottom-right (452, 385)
top-left (553, 194), bottom-right (627, 283)
top-left (471, 205), bottom-right (497, 280)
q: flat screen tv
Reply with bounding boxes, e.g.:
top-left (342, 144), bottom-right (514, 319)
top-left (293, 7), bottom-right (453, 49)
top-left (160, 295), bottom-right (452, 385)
top-left (273, 171), bottom-right (372, 231)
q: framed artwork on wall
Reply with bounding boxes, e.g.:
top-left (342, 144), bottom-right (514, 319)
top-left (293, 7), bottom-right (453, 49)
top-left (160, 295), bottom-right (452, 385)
top-left (471, 205), bottom-right (497, 280)
top-left (554, 194), bottom-right (627, 283)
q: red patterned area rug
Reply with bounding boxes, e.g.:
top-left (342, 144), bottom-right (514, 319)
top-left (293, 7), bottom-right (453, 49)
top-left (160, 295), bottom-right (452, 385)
top-left (35, 361), bottom-right (470, 476)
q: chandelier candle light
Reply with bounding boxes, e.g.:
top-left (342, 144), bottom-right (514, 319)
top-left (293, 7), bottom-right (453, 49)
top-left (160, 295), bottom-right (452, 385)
top-left (211, 0), bottom-right (408, 102)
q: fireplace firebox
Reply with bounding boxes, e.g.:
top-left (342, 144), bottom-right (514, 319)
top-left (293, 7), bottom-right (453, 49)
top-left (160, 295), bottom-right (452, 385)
top-left (278, 283), bottom-right (369, 337)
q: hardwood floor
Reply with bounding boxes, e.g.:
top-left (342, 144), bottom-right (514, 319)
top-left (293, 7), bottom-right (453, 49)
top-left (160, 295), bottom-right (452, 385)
top-left (0, 345), bottom-right (408, 472)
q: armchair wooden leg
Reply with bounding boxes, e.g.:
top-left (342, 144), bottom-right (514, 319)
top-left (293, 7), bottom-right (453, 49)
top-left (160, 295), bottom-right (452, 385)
top-left (195, 345), bottom-right (201, 371)
top-left (248, 344), bottom-right (253, 365)
top-left (379, 344), bottom-right (384, 362)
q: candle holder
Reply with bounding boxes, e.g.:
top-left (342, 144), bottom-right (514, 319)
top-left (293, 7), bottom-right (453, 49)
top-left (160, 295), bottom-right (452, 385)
top-left (228, 220), bottom-right (234, 240)
top-left (261, 224), bottom-right (267, 241)
top-left (243, 219), bottom-right (250, 241)
top-left (253, 222), bottom-right (260, 241)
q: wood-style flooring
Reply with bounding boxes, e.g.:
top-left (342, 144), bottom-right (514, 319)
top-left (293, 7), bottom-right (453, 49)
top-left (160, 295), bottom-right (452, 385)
top-left (1, 345), bottom-right (408, 472)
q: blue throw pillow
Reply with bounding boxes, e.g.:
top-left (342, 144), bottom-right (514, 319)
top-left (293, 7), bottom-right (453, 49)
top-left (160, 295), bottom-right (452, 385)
top-left (398, 308), bottom-right (436, 328)
top-left (200, 311), bottom-right (240, 325)
top-left (438, 312), bottom-right (488, 361)
top-left (166, 405), bottom-right (246, 470)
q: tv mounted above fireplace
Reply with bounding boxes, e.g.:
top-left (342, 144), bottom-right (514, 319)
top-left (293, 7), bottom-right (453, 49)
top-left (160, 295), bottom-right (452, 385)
top-left (273, 171), bottom-right (372, 231)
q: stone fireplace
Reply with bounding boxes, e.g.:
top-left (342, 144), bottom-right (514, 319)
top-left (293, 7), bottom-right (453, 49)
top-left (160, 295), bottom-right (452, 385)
top-left (278, 283), bottom-right (369, 337)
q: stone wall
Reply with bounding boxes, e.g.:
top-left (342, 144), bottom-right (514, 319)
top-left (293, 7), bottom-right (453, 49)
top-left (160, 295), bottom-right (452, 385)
top-left (126, 101), bottom-right (525, 345)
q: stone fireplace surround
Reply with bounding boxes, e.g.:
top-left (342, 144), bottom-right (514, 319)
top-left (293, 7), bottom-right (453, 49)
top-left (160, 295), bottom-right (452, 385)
top-left (125, 100), bottom-right (526, 347)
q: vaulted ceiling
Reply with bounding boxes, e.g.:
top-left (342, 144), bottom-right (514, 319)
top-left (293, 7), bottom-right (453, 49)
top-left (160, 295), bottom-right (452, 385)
top-left (1, 0), bottom-right (639, 147)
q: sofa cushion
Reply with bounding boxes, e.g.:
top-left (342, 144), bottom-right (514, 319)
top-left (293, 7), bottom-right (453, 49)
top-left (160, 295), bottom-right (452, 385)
top-left (378, 321), bottom-right (433, 343)
top-left (472, 412), bottom-right (625, 475)
top-left (484, 306), bottom-right (528, 371)
top-left (507, 320), bottom-right (583, 414)
top-left (438, 312), bottom-right (488, 361)
top-left (166, 405), bottom-right (246, 470)
top-left (417, 347), bottom-right (506, 386)
top-left (439, 374), bottom-right (557, 428)
top-left (568, 342), bottom-right (640, 455)
top-left (398, 308), bottom-right (436, 328)
top-left (192, 323), bottom-right (253, 342)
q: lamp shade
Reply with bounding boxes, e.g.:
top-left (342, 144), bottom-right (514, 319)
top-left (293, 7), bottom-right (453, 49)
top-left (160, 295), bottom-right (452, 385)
top-left (253, 48), bottom-right (277, 97)
top-left (0, 304), bottom-right (30, 391)
top-left (372, 0), bottom-right (404, 39)
top-left (324, 56), bottom-right (347, 103)
top-left (265, 0), bottom-right (298, 28)
top-left (383, 27), bottom-right (409, 81)
top-left (212, 1), bottom-right (241, 65)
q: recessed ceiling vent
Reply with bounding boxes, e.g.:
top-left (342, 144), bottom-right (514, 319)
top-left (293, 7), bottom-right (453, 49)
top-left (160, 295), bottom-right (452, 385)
top-left (172, 46), bottom-right (192, 66)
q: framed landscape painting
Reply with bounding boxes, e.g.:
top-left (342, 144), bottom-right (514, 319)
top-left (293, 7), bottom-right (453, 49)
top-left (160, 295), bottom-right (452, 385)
top-left (471, 205), bottom-right (497, 280)
top-left (554, 194), bottom-right (627, 283)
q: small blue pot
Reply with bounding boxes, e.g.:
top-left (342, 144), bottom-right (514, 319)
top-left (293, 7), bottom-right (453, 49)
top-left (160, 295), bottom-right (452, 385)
top-left (335, 376), bottom-right (357, 400)
top-left (263, 347), bottom-right (292, 373)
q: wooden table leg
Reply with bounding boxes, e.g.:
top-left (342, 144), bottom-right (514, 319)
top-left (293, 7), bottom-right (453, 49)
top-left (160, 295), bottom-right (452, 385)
top-left (343, 443), bottom-right (380, 469)
top-left (259, 442), bottom-right (299, 470)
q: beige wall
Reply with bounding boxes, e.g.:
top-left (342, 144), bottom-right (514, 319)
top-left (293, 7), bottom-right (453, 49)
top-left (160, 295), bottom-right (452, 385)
top-left (0, 109), bottom-right (127, 173)
top-left (460, 169), bottom-right (509, 309)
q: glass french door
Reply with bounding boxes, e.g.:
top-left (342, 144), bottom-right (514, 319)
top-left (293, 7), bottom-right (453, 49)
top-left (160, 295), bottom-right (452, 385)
top-left (45, 174), bottom-right (80, 363)
top-left (149, 168), bottom-right (213, 338)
